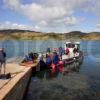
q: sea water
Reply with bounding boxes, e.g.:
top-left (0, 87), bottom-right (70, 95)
top-left (0, 40), bottom-right (100, 99)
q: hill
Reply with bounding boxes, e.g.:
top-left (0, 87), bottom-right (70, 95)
top-left (0, 29), bottom-right (100, 40)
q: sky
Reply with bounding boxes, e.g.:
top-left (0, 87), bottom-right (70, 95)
top-left (0, 0), bottom-right (100, 33)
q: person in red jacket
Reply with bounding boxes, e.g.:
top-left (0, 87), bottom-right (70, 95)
top-left (66, 48), bottom-right (69, 55)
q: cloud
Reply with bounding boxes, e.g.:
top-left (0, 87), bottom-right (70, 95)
top-left (4, 0), bottom-right (70, 21)
top-left (0, 21), bottom-right (34, 30)
top-left (96, 23), bottom-right (100, 27)
top-left (3, 0), bottom-right (100, 32)
top-left (95, 22), bottom-right (100, 32)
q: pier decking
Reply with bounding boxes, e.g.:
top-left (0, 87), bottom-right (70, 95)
top-left (0, 63), bottom-right (34, 100)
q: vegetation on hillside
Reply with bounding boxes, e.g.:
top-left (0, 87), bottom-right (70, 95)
top-left (0, 29), bottom-right (100, 40)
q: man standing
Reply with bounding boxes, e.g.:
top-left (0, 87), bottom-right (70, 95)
top-left (58, 47), bottom-right (63, 60)
top-left (0, 48), bottom-right (6, 74)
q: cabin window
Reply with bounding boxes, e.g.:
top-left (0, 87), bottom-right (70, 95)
top-left (66, 43), bottom-right (75, 48)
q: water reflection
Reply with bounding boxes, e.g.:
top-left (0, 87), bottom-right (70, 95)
top-left (35, 62), bottom-right (81, 80)
top-left (27, 63), bottom-right (99, 100)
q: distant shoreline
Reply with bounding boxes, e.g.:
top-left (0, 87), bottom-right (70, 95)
top-left (0, 29), bottom-right (100, 40)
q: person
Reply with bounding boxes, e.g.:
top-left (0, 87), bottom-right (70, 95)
top-left (45, 53), bottom-right (52, 66)
top-left (37, 53), bottom-right (43, 62)
top-left (46, 48), bottom-right (51, 54)
top-left (37, 53), bottom-right (47, 71)
top-left (22, 52), bottom-right (34, 63)
top-left (52, 51), bottom-right (60, 65)
top-left (54, 48), bottom-right (58, 52)
top-left (75, 44), bottom-right (79, 52)
top-left (22, 55), bottom-right (29, 63)
top-left (0, 48), bottom-right (6, 74)
top-left (66, 48), bottom-right (69, 55)
top-left (73, 48), bottom-right (77, 57)
top-left (58, 47), bottom-right (63, 60)
top-left (33, 53), bottom-right (38, 60)
top-left (28, 52), bottom-right (34, 60)
top-left (22, 54), bottom-right (32, 62)
top-left (65, 47), bottom-right (70, 58)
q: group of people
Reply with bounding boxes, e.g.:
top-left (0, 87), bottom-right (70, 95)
top-left (35, 47), bottom-right (64, 71)
top-left (22, 47), bottom-right (64, 65)
top-left (22, 44), bottom-right (79, 68)
top-left (22, 52), bottom-right (38, 63)
top-left (37, 47), bottom-right (63, 67)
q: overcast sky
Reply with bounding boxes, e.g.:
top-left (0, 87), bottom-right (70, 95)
top-left (0, 0), bottom-right (100, 33)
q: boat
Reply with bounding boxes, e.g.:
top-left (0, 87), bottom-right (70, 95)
top-left (61, 41), bottom-right (83, 71)
top-left (20, 41), bottom-right (83, 72)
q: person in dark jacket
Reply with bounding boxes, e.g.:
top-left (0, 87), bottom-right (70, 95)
top-left (46, 53), bottom-right (52, 66)
top-left (0, 48), bottom-right (6, 74)
top-left (23, 52), bottom-right (34, 62)
top-left (28, 52), bottom-right (34, 60)
top-left (52, 51), bottom-right (60, 65)
top-left (46, 48), bottom-right (51, 54)
top-left (37, 54), bottom-right (47, 71)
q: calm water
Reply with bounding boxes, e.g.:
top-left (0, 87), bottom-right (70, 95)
top-left (0, 39), bottom-right (67, 58)
top-left (0, 40), bottom-right (100, 99)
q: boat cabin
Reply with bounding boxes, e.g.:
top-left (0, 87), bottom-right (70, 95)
top-left (65, 41), bottom-right (80, 51)
top-left (64, 41), bottom-right (80, 58)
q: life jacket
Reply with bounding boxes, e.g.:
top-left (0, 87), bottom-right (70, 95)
top-left (66, 48), bottom-right (69, 55)
top-left (58, 60), bottom-right (63, 65)
top-left (58, 61), bottom-right (63, 72)
top-left (51, 63), bottom-right (56, 74)
top-left (51, 63), bottom-right (55, 69)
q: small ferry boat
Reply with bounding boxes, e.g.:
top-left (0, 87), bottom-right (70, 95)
top-left (20, 41), bottom-right (83, 72)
